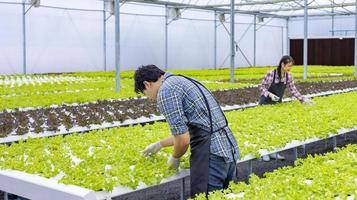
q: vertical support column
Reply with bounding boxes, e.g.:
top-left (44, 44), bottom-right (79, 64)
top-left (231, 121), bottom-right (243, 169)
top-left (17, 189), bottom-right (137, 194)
top-left (180, 178), bottom-right (185, 200)
top-left (230, 0), bottom-right (235, 83)
top-left (331, 0), bottom-right (335, 36)
top-left (214, 10), bottom-right (217, 70)
top-left (103, 0), bottom-right (107, 71)
top-left (114, 0), bottom-right (121, 92)
top-left (355, 0), bottom-right (357, 76)
top-left (281, 26), bottom-right (284, 57)
top-left (253, 15), bottom-right (256, 67)
top-left (248, 160), bottom-right (252, 174)
top-left (332, 137), bottom-right (337, 152)
top-left (302, 144), bottom-right (306, 156)
top-left (293, 148), bottom-right (298, 160)
top-left (22, 2), bottom-right (27, 75)
top-left (286, 18), bottom-right (290, 55)
top-left (165, 5), bottom-right (168, 70)
top-left (4, 192), bottom-right (8, 200)
top-left (303, 0), bottom-right (308, 80)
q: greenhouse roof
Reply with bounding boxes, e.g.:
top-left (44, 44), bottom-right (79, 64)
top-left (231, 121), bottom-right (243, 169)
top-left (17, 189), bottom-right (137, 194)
top-left (126, 0), bottom-right (356, 17)
top-left (2, 0), bottom-right (356, 18)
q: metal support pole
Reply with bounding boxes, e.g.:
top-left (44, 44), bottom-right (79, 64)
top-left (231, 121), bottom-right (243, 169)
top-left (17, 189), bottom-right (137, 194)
top-left (281, 26), bottom-right (284, 57)
top-left (344, 133), bottom-right (347, 140)
top-left (4, 192), bottom-right (8, 200)
top-left (286, 18), bottom-right (290, 55)
top-left (114, 0), bottom-right (121, 92)
top-left (214, 10), bottom-right (217, 69)
top-left (332, 136), bottom-right (337, 151)
top-left (230, 0), bottom-right (235, 83)
top-left (253, 15), bottom-right (256, 67)
top-left (248, 160), bottom-right (252, 174)
top-left (302, 144), bottom-right (306, 156)
top-left (331, 0), bottom-right (335, 36)
top-left (103, 1), bottom-right (107, 71)
top-left (355, 0), bottom-right (357, 76)
top-left (180, 178), bottom-right (185, 200)
top-left (165, 5), bottom-right (168, 70)
top-left (22, 2), bottom-right (27, 74)
top-left (220, 21), bottom-right (252, 67)
top-left (293, 147), bottom-right (298, 160)
top-left (303, 0), bottom-right (308, 79)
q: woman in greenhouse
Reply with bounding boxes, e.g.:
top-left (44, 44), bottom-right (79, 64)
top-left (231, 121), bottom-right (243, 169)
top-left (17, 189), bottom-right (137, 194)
top-left (134, 65), bottom-right (239, 198)
top-left (259, 55), bottom-right (315, 161)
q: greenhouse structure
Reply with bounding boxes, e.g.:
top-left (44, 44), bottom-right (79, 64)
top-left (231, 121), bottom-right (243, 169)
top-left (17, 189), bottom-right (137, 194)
top-left (0, 0), bottom-right (357, 200)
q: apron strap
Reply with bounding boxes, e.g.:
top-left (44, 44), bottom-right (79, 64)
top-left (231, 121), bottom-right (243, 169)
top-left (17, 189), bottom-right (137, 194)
top-left (182, 75), bottom-right (229, 127)
top-left (274, 69), bottom-right (289, 84)
top-left (273, 69), bottom-right (290, 85)
top-left (166, 74), bottom-right (230, 130)
top-left (166, 74), bottom-right (238, 163)
top-left (181, 76), bottom-right (239, 166)
top-left (166, 74), bottom-right (214, 134)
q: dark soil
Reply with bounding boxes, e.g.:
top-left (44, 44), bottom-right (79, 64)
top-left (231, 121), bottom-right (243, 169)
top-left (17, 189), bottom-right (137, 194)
top-left (1, 80), bottom-right (357, 138)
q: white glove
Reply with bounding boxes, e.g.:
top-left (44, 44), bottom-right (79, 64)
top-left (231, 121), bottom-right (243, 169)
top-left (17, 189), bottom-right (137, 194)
top-left (268, 93), bottom-right (280, 102)
top-left (167, 155), bottom-right (180, 169)
top-left (304, 99), bottom-right (315, 106)
top-left (142, 142), bottom-right (162, 157)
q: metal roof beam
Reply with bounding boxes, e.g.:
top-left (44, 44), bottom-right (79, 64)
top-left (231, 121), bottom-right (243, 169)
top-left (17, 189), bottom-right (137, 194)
top-left (125, 0), bottom-right (289, 18)
top-left (241, 2), bottom-right (355, 13)
top-left (125, 0), bottom-right (226, 11)
top-left (205, 0), bottom-right (300, 8)
top-left (289, 12), bottom-right (356, 18)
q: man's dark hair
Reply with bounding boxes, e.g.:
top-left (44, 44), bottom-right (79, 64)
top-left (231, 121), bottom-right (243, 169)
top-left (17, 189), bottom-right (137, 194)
top-left (134, 65), bottom-right (165, 94)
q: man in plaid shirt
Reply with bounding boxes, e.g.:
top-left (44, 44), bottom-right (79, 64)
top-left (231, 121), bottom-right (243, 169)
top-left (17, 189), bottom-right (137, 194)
top-left (134, 65), bottom-right (239, 197)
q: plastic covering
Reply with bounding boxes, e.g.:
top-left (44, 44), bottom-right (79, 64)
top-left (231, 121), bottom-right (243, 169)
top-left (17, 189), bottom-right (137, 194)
top-left (0, 0), bottom-right (355, 74)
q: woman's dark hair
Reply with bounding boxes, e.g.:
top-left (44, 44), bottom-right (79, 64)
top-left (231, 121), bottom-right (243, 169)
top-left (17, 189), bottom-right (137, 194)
top-left (134, 65), bottom-right (165, 94)
top-left (277, 55), bottom-right (294, 80)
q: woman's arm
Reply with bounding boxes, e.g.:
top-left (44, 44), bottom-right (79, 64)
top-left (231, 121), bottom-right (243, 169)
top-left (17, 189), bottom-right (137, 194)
top-left (287, 73), bottom-right (306, 103)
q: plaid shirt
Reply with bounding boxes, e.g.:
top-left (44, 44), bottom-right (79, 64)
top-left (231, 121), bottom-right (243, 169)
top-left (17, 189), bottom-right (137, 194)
top-left (259, 70), bottom-right (306, 103)
top-left (157, 72), bottom-right (239, 163)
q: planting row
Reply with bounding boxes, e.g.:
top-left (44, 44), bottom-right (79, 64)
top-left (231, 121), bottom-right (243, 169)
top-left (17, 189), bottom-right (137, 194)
top-left (195, 144), bottom-right (357, 200)
top-left (0, 75), bottom-right (90, 87)
top-left (68, 65), bottom-right (355, 80)
top-left (1, 80), bottom-right (357, 138)
top-left (2, 66), bottom-right (355, 110)
top-left (1, 77), bottom-right (106, 96)
top-left (0, 92), bottom-right (356, 192)
top-left (1, 80), bottom-right (249, 111)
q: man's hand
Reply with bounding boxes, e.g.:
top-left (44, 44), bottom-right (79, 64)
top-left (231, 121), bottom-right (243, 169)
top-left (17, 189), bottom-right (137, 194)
top-left (142, 142), bottom-right (162, 157)
top-left (268, 92), bottom-right (280, 102)
top-left (167, 155), bottom-right (180, 169)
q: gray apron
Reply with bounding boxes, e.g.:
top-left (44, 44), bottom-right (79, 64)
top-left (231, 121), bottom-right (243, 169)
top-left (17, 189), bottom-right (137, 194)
top-left (259, 70), bottom-right (288, 105)
top-left (165, 75), bottom-right (236, 198)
